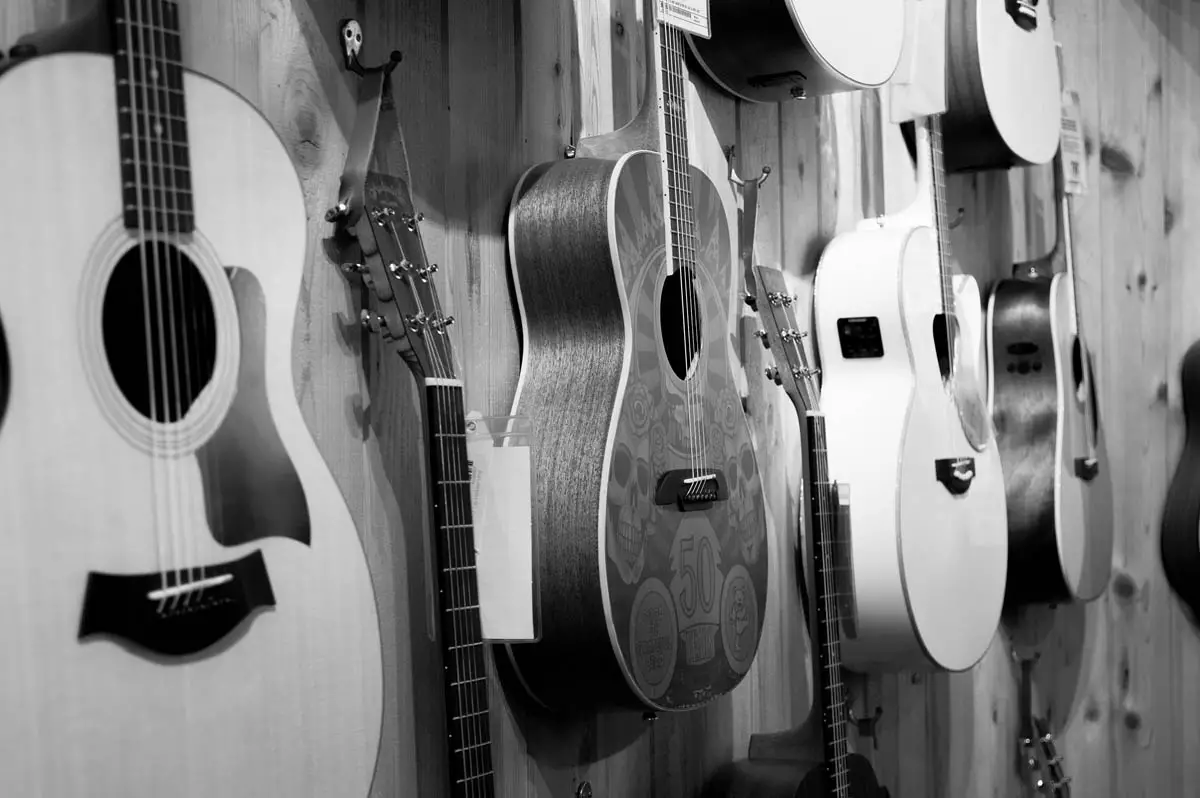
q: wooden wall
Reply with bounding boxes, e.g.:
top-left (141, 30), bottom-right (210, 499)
top-left (4, 0), bottom-right (1199, 795)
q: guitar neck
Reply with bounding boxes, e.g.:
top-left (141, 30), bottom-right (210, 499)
top-left (423, 381), bottom-right (494, 796)
top-left (653, 17), bottom-right (698, 276)
top-left (806, 413), bottom-right (852, 795)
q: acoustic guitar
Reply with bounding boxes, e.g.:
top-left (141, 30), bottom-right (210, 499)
top-left (812, 114), bottom-right (1008, 672)
top-left (1161, 339), bottom-right (1200, 622)
top-left (941, 0), bottom-right (1061, 172)
top-left (505, 0), bottom-right (769, 712)
top-left (704, 265), bottom-right (887, 798)
top-left (986, 147), bottom-right (1113, 607)
top-left (0, 1), bottom-right (383, 795)
top-left (687, 0), bottom-right (906, 103)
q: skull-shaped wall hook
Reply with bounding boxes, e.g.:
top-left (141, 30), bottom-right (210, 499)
top-left (338, 18), bottom-right (403, 77)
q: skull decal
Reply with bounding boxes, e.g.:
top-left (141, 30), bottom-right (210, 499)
top-left (727, 443), bottom-right (764, 564)
top-left (607, 441), bottom-right (653, 585)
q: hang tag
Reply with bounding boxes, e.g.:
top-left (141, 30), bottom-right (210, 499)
top-left (466, 414), bottom-right (538, 642)
top-left (1060, 90), bottom-right (1087, 196)
top-left (659, 0), bottom-right (710, 38)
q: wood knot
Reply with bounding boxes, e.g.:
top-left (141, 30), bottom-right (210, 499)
top-left (1099, 143), bottom-right (1137, 180)
top-left (1124, 710), bottom-right (1143, 730)
top-left (1112, 571), bottom-right (1138, 600)
top-left (1084, 702), bottom-right (1101, 723)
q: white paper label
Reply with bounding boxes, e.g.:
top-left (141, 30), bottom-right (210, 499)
top-left (467, 418), bottom-right (536, 642)
top-left (1060, 89), bottom-right (1087, 196)
top-left (659, 0), bottom-right (710, 38)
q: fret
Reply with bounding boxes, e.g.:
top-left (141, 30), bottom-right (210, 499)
top-left (457, 771), bottom-right (495, 785)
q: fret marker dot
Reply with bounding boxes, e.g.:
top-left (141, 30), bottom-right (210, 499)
top-left (149, 67), bottom-right (160, 82)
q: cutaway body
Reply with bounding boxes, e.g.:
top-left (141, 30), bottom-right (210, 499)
top-left (0, 55), bottom-right (382, 796)
top-left (504, 149), bottom-right (768, 712)
top-left (986, 274), bottom-right (1113, 605)
top-left (813, 224), bottom-right (1007, 672)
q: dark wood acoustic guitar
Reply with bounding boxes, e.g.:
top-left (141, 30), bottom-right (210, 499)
top-left (1161, 339), bottom-right (1200, 622)
top-left (941, 0), bottom-right (1061, 172)
top-left (986, 145), bottom-right (1113, 607)
top-left (704, 266), bottom-right (886, 798)
top-left (504, 0), bottom-right (769, 712)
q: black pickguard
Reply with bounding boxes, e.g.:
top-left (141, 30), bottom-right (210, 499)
top-left (1162, 339), bottom-right (1200, 621)
top-left (199, 267), bottom-right (310, 548)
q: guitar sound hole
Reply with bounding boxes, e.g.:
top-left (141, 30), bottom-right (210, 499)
top-left (660, 267), bottom-right (703, 380)
top-left (932, 313), bottom-right (951, 381)
top-left (102, 243), bottom-right (217, 423)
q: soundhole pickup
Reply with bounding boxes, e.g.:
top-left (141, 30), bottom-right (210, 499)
top-left (654, 469), bottom-right (728, 510)
top-left (836, 317), bottom-right (884, 359)
top-left (935, 457), bottom-right (975, 495)
top-left (1075, 456), bottom-right (1099, 481)
top-left (78, 550), bottom-right (276, 657)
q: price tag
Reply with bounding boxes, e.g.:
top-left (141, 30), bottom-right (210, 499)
top-left (659, 0), bottom-right (710, 39)
top-left (1060, 89), bottom-right (1087, 195)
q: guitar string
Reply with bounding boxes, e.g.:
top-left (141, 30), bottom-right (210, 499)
top-left (928, 117), bottom-right (959, 452)
top-left (407, 208), bottom-right (487, 790)
top-left (791, 324), bottom-right (848, 793)
top-left (143, 0), bottom-right (191, 607)
top-left (394, 228), bottom-right (487, 792)
top-left (664, 24), bottom-right (704, 496)
top-left (123, 0), bottom-right (168, 606)
top-left (659, 22), bottom-right (696, 495)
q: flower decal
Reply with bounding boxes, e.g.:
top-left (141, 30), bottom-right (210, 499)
top-left (626, 380), bottom-right (653, 436)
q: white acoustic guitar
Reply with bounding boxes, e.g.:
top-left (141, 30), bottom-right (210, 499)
top-left (0, 2), bottom-right (382, 795)
top-left (688, 0), bottom-right (906, 102)
top-left (941, 0), bottom-right (1061, 171)
top-left (812, 114), bottom-right (1008, 672)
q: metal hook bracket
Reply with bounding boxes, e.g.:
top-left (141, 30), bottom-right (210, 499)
top-left (725, 145), bottom-right (772, 190)
top-left (338, 19), bottom-right (403, 77)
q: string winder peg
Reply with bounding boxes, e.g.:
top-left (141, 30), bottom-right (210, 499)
top-left (753, 330), bottom-right (770, 349)
top-left (388, 259), bottom-right (412, 275)
top-left (370, 207), bottom-right (396, 225)
top-left (359, 309), bottom-right (388, 334)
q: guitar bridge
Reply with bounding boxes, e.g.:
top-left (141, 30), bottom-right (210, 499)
top-left (654, 469), bottom-right (728, 510)
top-left (1007, 0), bottom-right (1038, 31)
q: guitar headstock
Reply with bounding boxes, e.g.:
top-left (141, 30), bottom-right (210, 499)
top-left (1030, 717), bottom-right (1071, 798)
top-left (751, 265), bottom-right (819, 414)
top-left (354, 175), bottom-right (458, 382)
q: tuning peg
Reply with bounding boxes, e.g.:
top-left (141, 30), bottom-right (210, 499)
top-left (325, 199), bottom-right (350, 222)
top-left (431, 314), bottom-right (455, 332)
top-left (400, 212), bottom-right (424, 230)
top-left (753, 330), bottom-right (770, 349)
top-left (780, 328), bottom-right (807, 342)
top-left (370, 207), bottom-right (396, 225)
top-left (418, 263), bottom-right (439, 279)
top-left (388, 259), bottom-right (412, 275)
top-left (340, 262), bottom-right (365, 275)
top-left (764, 366), bottom-right (782, 385)
top-left (742, 292), bottom-right (758, 311)
top-left (359, 309), bottom-right (388, 334)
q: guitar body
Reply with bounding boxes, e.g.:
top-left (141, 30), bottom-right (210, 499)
top-left (506, 150), bottom-right (768, 711)
top-left (687, 0), bottom-right (905, 102)
top-left (1162, 340), bottom-right (1200, 620)
top-left (813, 224), bottom-right (1007, 672)
top-left (986, 274), bottom-right (1113, 605)
top-left (0, 56), bottom-right (382, 796)
top-left (705, 754), bottom-right (886, 797)
top-left (942, 0), bottom-right (1061, 172)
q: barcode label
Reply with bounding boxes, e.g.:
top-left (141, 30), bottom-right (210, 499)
top-left (1060, 89), bottom-right (1086, 196)
top-left (659, 0), bottom-right (710, 38)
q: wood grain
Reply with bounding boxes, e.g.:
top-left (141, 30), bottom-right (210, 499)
top-left (3, 0), bottom-right (1200, 795)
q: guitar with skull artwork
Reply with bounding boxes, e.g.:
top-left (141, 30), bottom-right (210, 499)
top-left (503, 0), bottom-right (768, 713)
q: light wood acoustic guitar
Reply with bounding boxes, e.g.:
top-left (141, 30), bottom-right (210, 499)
top-left (704, 265), bottom-right (888, 798)
top-left (941, 0), bottom-right (1061, 172)
top-left (687, 0), bottom-right (906, 102)
top-left (0, 1), bottom-right (383, 795)
top-left (812, 114), bottom-right (1008, 672)
top-left (986, 146), bottom-right (1113, 607)
top-left (504, 0), bottom-right (769, 712)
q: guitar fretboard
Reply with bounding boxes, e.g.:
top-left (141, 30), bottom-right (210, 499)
top-left (928, 117), bottom-right (956, 322)
top-left (807, 413), bottom-right (852, 797)
top-left (425, 384), bottom-right (494, 796)
top-left (657, 23), bottom-right (698, 276)
top-left (110, 0), bottom-right (194, 234)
